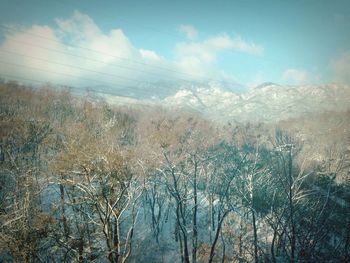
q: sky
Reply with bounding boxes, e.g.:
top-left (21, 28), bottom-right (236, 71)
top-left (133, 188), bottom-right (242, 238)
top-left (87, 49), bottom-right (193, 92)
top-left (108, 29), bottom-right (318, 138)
top-left (0, 0), bottom-right (349, 91)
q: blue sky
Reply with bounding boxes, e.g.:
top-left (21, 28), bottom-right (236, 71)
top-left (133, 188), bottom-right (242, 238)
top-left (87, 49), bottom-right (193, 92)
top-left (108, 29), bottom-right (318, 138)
top-left (0, 0), bottom-right (349, 89)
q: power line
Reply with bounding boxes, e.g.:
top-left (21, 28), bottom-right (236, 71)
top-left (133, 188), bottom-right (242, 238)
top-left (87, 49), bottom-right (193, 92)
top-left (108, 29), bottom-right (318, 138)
top-left (0, 62), bottom-right (174, 99)
top-left (0, 59), bottom-right (126, 87)
top-left (0, 73), bottom-right (91, 95)
top-left (0, 49), bottom-right (145, 84)
top-left (1, 42), bottom-right (178, 80)
top-left (0, 24), bottom-right (245, 87)
top-left (0, 2), bottom-right (287, 88)
top-left (1, 32), bottom-right (189, 82)
top-left (1, 30), bottom-right (221, 87)
top-left (0, 48), bottom-right (207, 98)
top-left (0, 72), bottom-right (146, 99)
top-left (0, 40), bottom-right (248, 98)
top-left (1, 73), bottom-right (58, 86)
top-left (0, 24), bottom-right (198, 79)
top-left (0, 39), bottom-right (177, 82)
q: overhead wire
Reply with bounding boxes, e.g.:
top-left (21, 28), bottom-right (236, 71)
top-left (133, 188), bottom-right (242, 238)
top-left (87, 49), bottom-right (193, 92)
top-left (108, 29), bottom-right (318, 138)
top-left (0, 26), bottom-right (229, 91)
top-left (0, 24), bottom-right (244, 87)
top-left (0, 73), bottom-right (95, 97)
top-left (0, 49), bottom-right (146, 84)
top-left (0, 48), bottom-right (201, 98)
top-left (0, 31), bottom-right (246, 99)
top-left (0, 0), bottom-right (290, 89)
top-left (0, 70), bottom-right (151, 99)
top-left (0, 35), bottom-right (189, 84)
top-left (0, 24), bottom-right (199, 80)
top-left (0, 4), bottom-right (263, 92)
top-left (0, 38), bottom-right (184, 81)
top-left (0, 59), bottom-right (124, 87)
top-left (0, 54), bottom-right (185, 99)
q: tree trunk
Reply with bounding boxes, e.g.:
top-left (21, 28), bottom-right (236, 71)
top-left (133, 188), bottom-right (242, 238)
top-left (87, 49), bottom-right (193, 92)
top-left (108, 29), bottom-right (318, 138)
top-left (288, 148), bottom-right (296, 263)
top-left (209, 210), bottom-right (229, 263)
top-left (192, 161), bottom-right (198, 263)
top-left (112, 219), bottom-right (120, 263)
top-left (176, 203), bottom-right (190, 263)
top-left (78, 237), bottom-right (84, 262)
top-left (271, 227), bottom-right (277, 263)
top-left (239, 218), bottom-right (243, 258)
top-left (220, 228), bottom-right (226, 263)
top-left (252, 209), bottom-right (259, 263)
top-left (209, 194), bottom-right (214, 244)
top-left (59, 183), bottom-right (69, 239)
top-left (178, 228), bottom-right (184, 263)
top-left (182, 225), bottom-right (190, 263)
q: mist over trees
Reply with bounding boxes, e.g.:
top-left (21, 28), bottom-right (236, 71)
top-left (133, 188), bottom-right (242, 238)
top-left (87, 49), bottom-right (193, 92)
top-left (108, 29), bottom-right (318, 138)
top-left (1, 82), bottom-right (349, 262)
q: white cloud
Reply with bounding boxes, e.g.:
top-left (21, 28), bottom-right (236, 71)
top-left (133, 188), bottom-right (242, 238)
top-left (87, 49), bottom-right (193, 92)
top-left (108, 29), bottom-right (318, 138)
top-left (139, 49), bottom-right (161, 61)
top-left (177, 24), bottom-right (198, 40)
top-left (330, 51), bottom-right (350, 84)
top-left (174, 34), bottom-right (263, 79)
top-left (55, 10), bottom-right (101, 41)
top-left (282, 69), bottom-right (308, 84)
top-left (175, 34), bottom-right (263, 62)
top-left (205, 34), bottom-right (263, 56)
top-left (0, 11), bottom-right (165, 87)
top-left (0, 11), bottom-right (258, 90)
top-left (175, 42), bottom-right (216, 63)
top-left (248, 71), bottom-right (265, 88)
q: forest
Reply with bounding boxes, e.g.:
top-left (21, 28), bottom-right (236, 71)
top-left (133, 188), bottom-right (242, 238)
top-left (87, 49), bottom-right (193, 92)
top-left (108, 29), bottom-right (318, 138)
top-left (1, 81), bottom-right (349, 263)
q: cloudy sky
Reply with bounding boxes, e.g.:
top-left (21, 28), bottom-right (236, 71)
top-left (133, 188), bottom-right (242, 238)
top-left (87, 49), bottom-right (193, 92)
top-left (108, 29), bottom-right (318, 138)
top-left (0, 0), bottom-right (349, 91)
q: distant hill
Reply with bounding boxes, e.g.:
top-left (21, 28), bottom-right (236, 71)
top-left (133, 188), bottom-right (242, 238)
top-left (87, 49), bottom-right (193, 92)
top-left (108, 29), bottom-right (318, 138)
top-left (101, 81), bottom-right (350, 122)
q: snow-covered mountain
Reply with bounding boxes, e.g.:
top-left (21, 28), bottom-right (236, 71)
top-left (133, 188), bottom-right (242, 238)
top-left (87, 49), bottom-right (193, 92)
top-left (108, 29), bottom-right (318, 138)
top-left (101, 81), bottom-right (350, 122)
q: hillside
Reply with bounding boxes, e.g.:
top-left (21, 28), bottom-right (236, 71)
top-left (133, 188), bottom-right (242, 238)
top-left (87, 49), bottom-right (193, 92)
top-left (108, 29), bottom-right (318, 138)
top-left (100, 81), bottom-right (350, 122)
top-left (1, 82), bottom-right (349, 262)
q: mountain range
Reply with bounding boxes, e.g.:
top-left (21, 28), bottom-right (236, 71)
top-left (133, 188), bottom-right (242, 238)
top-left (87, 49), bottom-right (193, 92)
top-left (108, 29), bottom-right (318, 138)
top-left (92, 81), bottom-right (350, 122)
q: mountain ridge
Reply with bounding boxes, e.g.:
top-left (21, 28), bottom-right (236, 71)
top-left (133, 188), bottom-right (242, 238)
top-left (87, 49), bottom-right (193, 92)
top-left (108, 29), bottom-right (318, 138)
top-left (93, 81), bottom-right (350, 122)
